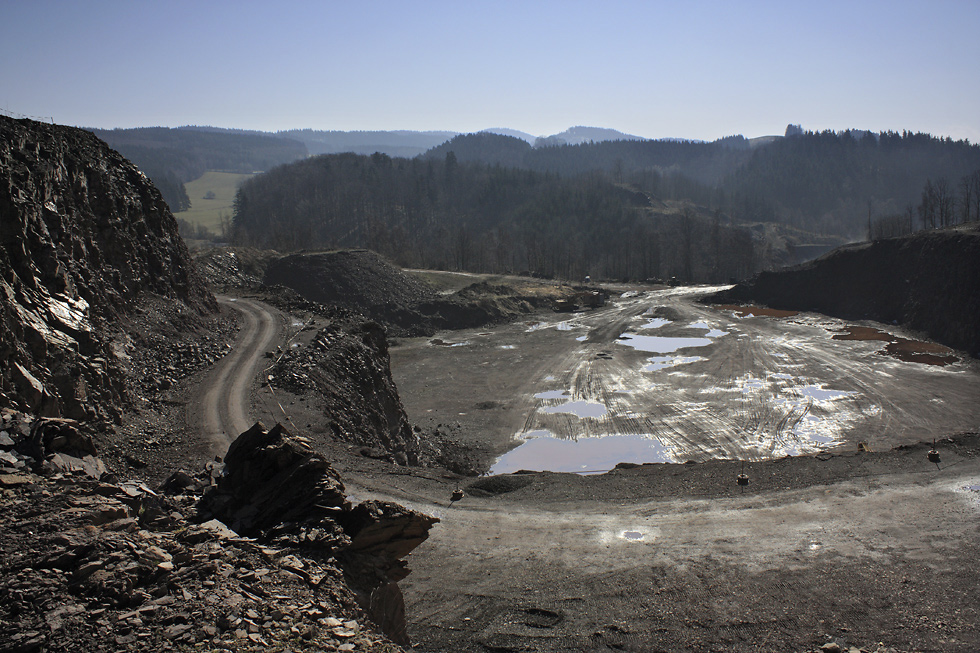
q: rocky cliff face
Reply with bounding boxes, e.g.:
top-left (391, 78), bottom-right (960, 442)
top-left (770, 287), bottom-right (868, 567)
top-left (713, 224), bottom-right (980, 356)
top-left (1, 116), bottom-right (215, 420)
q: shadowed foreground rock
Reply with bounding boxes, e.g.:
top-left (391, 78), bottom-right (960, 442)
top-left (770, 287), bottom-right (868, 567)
top-left (198, 421), bottom-right (439, 645)
top-left (0, 411), bottom-right (439, 651)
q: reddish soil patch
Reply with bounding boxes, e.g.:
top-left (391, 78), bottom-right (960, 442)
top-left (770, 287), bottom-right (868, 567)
top-left (833, 326), bottom-right (958, 366)
top-left (711, 303), bottom-right (799, 318)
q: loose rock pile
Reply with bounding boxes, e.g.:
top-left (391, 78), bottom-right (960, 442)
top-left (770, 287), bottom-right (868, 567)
top-left (269, 319), bottom-right (423, 466)
top-left (0, 411), bottom-right (437, 652)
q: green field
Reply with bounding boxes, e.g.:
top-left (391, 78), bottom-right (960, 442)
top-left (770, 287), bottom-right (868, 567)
top-left (174, 171), bottom-right (253, 234)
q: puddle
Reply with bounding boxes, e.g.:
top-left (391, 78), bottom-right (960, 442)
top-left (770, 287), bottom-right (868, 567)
top-left (499, 344), bottom-right (517, 349)
top-left (616, 334), bottom-right (713, 353)
top-left (534, 390), bottom-right (570, 399)
top-left (429, 339), bottom-right (470, 347)
top-left (687, 321), bottom-right (729, 337)
top-left (489, 431), bottom-right (674, 475)
top-left (576, 335), bottom-right (588, 341)
top-left (544, 375), bottom-right (556, 381)
top-left (832, 326), bottom-right (957, 366)
top-left (541, 400), bottom-right (608, 418)
top-left (712, 304), bottom-right (799, 318)
top-left (642, 355), bottom-right (706, 371)
top-left (639, 318), bottom-right (671, 330)
top-left (622, 531), bottom-right (644, 541)
top-left (768, 383), bottom-right (861, 454)
top-left (740, 377), bottom-right (766, 392)
top-left (556, 322), bottom-right (573, 331)
top-left (770, 372), bottom-right (793, 380)
top-left (795, 384), bottom-right (856, 402)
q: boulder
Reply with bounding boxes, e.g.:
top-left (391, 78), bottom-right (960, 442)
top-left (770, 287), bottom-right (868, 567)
top-left (197, 421), bottom-right (439, 645)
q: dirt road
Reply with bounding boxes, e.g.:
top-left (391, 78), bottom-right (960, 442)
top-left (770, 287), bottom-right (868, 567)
top-left (200, 296), bottom-right (279, 450)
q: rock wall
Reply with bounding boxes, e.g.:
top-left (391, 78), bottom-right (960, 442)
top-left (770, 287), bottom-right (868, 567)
top-left (270, 313), bottom-right (423, 465)
top-left (713, 225), bottom-right (980, 356)
top-left (0, 116), bottom-right (215, 419)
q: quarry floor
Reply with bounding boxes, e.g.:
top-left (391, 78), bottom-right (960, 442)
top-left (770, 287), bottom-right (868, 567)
top-left (383, 286), bottom-right (980, 652)
top-left (189, 285), bottom-right (980, 652)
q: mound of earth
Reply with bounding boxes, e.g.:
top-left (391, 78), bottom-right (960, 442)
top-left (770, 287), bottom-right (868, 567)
top-left (263, 250), bottom-right (439, 336)
top-left (262, 249), bottom-right (581, 336)
top-left (710, 224), bottom-right (980, 356)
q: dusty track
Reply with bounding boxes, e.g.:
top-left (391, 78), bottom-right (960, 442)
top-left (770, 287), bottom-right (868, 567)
top-left (200, 296), bottom-right (279, 449)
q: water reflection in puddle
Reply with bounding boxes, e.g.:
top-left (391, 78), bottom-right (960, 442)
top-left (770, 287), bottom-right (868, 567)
top-left (490, 431), bottom-right (673, 475)
top-left (795, 384), bottom-right (856, 402)
top-left (534, 390), bottom-right (570, 399)
top-left (541, 400), bottom-right (608, 418)
top-left (639, 318), bottom-right (671, 329)
top-left (643, 355), bottom-right (706, 371)
top-left (688, 322), bottom-right (730, 338)
top-left (616, 334), bottom-right (713, 353)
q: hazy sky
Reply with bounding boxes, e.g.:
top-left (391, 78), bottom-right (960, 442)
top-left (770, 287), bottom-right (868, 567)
top-left (2, 0), bottom-right (979, 141)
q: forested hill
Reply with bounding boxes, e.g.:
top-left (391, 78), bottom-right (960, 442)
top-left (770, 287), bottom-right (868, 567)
top-left (90, 127), bottom-right (308, 211)
top-left (722, 131), bottom-right (980, 235)
top-left (422, 130), bottom-right (980, 239)
top-left (423, 132), bottom-right (743, 184)
top-left (231, 152), bottom-right (758, 283)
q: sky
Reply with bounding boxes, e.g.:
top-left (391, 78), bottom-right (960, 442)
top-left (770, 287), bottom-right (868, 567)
top-left (2, 0), bottom-right (979, 142)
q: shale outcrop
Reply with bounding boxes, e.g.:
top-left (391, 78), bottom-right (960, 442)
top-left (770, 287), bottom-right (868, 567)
top-left (0, 116), bottom-right (214, 420)
top-left (0, 412), bottom-right (436, 652)
top-left (195, 421), bottom-right (438, 646)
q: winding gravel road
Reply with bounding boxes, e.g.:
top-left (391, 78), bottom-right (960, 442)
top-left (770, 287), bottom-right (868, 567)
top-left (201, 296), bottom-right (279, 447)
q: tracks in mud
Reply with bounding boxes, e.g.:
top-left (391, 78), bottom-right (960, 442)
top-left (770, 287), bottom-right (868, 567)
top-left (393, 285), bottom-right (980, 472)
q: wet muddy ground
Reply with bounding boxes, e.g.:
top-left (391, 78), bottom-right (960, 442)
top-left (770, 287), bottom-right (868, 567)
top-left (390, 286), bottom-right (980, 475)
top-left (374, 285), bottom-right (980, 651)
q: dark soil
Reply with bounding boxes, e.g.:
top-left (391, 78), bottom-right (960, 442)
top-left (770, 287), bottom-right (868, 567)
top-left (710, 223), bottom-right (980, 356)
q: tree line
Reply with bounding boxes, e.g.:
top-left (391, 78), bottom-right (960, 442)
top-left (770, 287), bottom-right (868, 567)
top-left (869, 169), bottom-right (980, 239)
top-left (422, 129), bottom-right (980, 240)
top-left (231, 152), bottom-right (757, 283)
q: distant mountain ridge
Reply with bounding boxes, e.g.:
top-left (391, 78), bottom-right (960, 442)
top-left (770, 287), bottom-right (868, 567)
top-left (538, 125), bottom-right (647, 146)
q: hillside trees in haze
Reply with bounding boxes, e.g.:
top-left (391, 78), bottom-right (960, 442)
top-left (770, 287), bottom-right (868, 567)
top-left (90, 126), bottom-right (307, 212)
top-left (423, 129), bottom-right (980, 240)
top-left (231, 152), bottom-right (757, 283)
